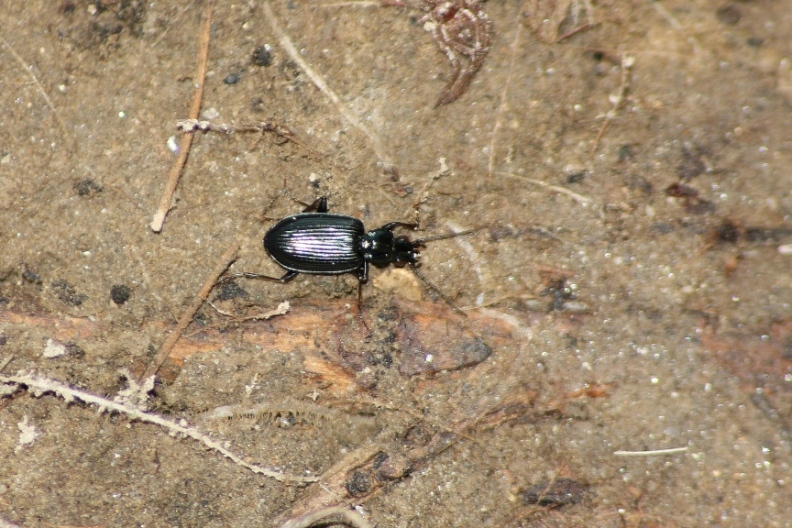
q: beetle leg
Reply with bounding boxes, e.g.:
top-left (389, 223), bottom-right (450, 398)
top-left (356, 283), bottom-right (371, 332)
top-left (358, 261), bottom-right (369, 283)
top-left (408, 263), bottom-right (466, 317)
top-left (302, 196), bottom-right (329, 213)
top-left (222, 270), bottom-right (299, 283)
top-left (355, 263), bottom-right (371, 331)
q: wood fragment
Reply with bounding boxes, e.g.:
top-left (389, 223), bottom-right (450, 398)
top-left (280, 506), bottom-right (373, 528)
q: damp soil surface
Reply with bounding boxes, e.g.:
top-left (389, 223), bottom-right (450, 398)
top-left (2, 1), bottom-right (792, 527)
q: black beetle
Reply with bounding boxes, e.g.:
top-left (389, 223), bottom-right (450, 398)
top-left (226, 196), bottom-right (475, 318)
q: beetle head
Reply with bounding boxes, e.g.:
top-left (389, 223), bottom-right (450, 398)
top-left (392, 235), bottom-right (422, 267)
top-left (361, 228), bottom-right (421, 268)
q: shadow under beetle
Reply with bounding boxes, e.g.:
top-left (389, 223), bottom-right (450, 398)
top-left (225, 196), bottom-right (476, 322)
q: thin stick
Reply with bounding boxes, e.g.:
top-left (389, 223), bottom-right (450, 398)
top-left (140, 242), bottom-right (239, 382)
top-left (0, 34), bottom-right (71, 150)
top-left (614, 446), bottom-right (689, 457)
top-left (495, 171), bottom-right (591, 205)
top-left (488, 23), bottom-right (521, 177)
top-left (261, 1), bottom-right (390, 166)
top-left (0, 355), bottom-right (12, 373)
top-left (591, 54), bottom-right (635, 154)
top-left (0, 368), bottom-right (317, 482)
top-left (150, 0), bottom-right (215, 232)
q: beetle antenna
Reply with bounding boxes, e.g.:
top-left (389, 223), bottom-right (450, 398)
top-left (408, 263), bottom-right (466, 317)
top-left (413, 226), bottom-right (484, 245)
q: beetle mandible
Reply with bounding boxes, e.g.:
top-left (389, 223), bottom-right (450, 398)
top-left (225, 196), bottom-right (474, 318)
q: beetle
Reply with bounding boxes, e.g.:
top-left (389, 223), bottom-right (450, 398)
top-left (225, 196), bottom-right (475, 319)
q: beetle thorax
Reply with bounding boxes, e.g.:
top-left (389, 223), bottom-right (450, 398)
top-left (361, 228), bottom-right (420, 267)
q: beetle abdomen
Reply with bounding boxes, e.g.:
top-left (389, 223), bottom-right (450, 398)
top-left (264, 213), bottom-right (365, 274)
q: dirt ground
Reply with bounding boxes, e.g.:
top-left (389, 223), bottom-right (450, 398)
top-left (2, 1), bottom-right (792, 526)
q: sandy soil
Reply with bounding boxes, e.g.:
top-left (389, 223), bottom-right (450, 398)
top-left (1, 1), bottom-right (792, 526)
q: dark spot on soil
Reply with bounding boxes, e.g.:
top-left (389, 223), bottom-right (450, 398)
top-left (345, 470), bottom-right (372, 497)
top-left (193, 310), bottom-right (210, 326)
top-left (252, 45), bottom-right (273, 67)
top-left (617, 143), bottom-right (636, 161)
top-left (91, 21), bottom-right (123, 39)
top-left (215, 281), bottom-right (248, 301)
top-left (282, 60), bottom-right (301, 79)
top-left (627, 174), bottom-right (653, 195)
top-left (744, 227), bottom-right (792, 242)
top-left (366, 348), bottom-right (393, 368)
top-left (74, 179), bottom-right (103, 196)
top-left (716, 5), bottom-right (741, 26)
top-left (666, 183), bottom-right (699, 198)
top-left (377, 305), bottom-right (400, 322)
top-left (52, 280), bottom-right (87, 306)
top-left (677, 146), bottom-right (707, 180)
top-left (714, 219), bottom-right (741, 244)
top-left (65, 342), bottom-right (86, 358)
top-left (59, 0), bottom-right (148, 54)
top-left (489, 225), bottom-right (516, 241)
top-left (522, 478), bottom-right (587, 507)
top-left (666, 183), bottom-right (715, 214)
top-left (540, 277), bottom-right (575, 312)
top-left (250, 97), bottom-right (266, 113)
top-left (22, 267), bottom-right (43, 284)
top-left (373, 452), bottom-right (410, 481)
top-left (115, 0), bottom-right (148, 38)
top-left (59, 1), bottom-right (76, 14)
top-left (110, 284), bottom-right (132, 304)
top-left (224, 71), bottom-right (242, 85)
top-left (378, 329), bottom-right (397, 346)
top-left (650, 222), bottom-right (675, 235)
top-left (403, 422), bottom-right (433, 447)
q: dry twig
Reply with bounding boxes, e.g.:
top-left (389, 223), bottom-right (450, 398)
top-left (139, 242), bottom-right (239, 381)
top-left (150, 0), bottom-right (215, 232)
top-left (591, 54), bottom-right (635, 154)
